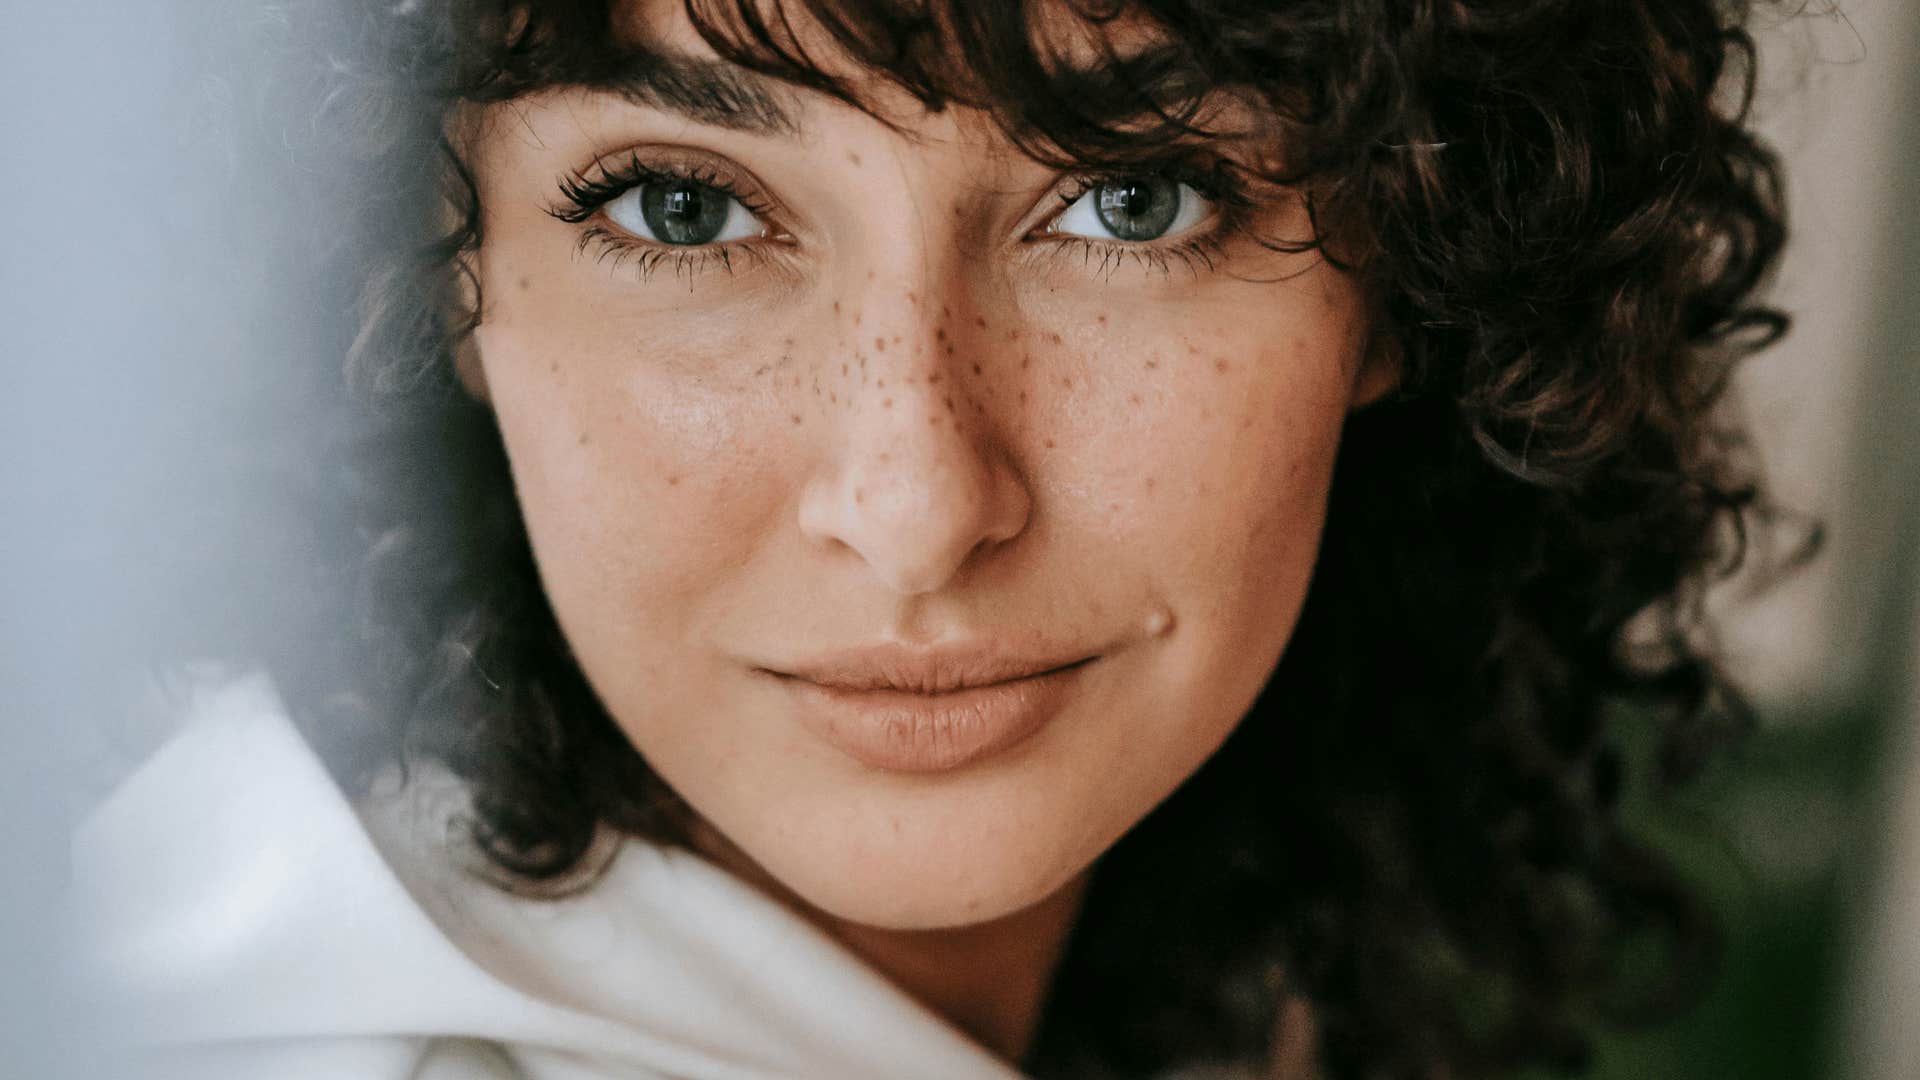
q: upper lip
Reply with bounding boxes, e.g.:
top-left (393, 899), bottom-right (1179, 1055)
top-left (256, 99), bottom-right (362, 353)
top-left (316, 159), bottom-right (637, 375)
top-left (765, 642), bottom-right (1099, 694)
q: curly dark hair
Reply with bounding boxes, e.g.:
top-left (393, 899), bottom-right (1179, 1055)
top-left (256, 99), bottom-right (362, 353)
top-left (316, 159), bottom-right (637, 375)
top-left (221, 0), bottom-right (1801, 1076)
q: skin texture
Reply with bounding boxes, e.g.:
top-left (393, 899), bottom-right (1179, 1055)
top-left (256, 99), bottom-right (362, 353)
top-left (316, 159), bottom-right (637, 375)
top-left (456, 1), bottom-right (1394, 1060)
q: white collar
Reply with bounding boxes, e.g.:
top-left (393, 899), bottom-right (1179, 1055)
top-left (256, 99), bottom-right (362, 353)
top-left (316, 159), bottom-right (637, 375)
top-left (73, 674), bottom-right (1026, 1079)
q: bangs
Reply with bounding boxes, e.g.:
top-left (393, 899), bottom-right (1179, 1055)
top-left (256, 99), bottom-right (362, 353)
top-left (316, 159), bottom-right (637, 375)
top-left (447, 0), bottom-right (1323, 176)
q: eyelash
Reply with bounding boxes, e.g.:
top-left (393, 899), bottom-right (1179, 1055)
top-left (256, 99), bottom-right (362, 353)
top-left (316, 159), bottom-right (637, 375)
top-left (547, 153), bottom-right (783, 282)
top-left (1043, 164), bottom-right (1248, 282)
top-left (546, 151), bottom-right (1254, 285)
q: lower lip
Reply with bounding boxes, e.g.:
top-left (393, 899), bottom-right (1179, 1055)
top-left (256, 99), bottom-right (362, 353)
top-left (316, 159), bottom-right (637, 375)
top-left (777, 662), bottom-right (1091, 773)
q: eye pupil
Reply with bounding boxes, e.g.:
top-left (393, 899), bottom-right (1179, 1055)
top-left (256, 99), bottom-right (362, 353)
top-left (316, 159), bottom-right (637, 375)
top-left (642, 181), bottom-right (730, 245)
top-left (1095, 178), bottom-right (1180, 242)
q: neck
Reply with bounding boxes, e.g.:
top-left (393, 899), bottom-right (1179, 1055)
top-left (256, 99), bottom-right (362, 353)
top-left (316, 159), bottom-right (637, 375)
top-left (815, 871), bottom-right (1091, 1063)
top-left (689, 823), bottom-right (1089, 1064)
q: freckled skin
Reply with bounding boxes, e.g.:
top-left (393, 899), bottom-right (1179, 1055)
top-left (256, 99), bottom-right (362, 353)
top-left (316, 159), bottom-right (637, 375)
top-left (459, 20), bottom-right (1396, 938)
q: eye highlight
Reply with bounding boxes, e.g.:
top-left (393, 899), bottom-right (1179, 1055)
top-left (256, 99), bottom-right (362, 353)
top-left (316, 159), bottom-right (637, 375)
top-left (1050, 177), bottom-right (1212, 244)
top-left (547, 149), bottom-right (786, 282)
top-left (1029, 161), bottom-right (1254, 281)
top-left (604, 180), bottom-right (766, 247)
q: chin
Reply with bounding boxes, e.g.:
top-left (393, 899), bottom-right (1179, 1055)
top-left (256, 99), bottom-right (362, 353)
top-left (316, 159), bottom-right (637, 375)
top-left (795, 862), bottom-right (1080, 932)
top-left (745, 805), bottom-right (1100, 931)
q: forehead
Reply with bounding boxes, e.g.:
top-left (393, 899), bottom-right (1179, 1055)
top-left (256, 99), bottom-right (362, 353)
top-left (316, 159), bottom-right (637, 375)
top-left (498, 0), bottom-right (1270, 171)
top-left (611, 0), bottom-right (1174, 65)
top-left (576, 0), bottom-right (1228, 138)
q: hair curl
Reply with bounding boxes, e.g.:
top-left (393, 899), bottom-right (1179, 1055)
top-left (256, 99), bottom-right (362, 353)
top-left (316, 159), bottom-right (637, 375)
top-left (232, 1), bottom-right (1802, 1076)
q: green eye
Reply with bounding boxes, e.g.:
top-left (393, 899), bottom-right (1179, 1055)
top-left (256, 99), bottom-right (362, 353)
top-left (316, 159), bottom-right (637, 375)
top-left (606, 180), bottom-right (765, 246)
top-left (1054, 177), bottom-right (1209, 243)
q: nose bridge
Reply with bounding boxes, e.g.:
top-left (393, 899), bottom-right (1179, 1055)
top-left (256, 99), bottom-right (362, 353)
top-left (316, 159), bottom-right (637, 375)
top-left (797, 269), bottom-right (1028, 595)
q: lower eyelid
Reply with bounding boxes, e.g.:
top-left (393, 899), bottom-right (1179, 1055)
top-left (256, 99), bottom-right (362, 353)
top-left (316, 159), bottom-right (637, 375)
top-left (572, 225), bottom-right (793, 285)
top-left (1023, 232), bottom-right (1232, 282)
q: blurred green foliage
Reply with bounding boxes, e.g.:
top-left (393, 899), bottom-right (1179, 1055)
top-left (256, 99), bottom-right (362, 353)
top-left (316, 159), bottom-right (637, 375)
top-left (1574, 696), bottom-right (1894, 1080)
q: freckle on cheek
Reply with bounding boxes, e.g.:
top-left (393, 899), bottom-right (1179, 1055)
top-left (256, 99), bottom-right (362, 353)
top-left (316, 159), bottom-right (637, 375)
top-left (1044, 438), bottom-right (1056, 449)
top-left (875, 337), bottom-right (886, 352)
top-left (1215, 358), bottom-right (1231, 374)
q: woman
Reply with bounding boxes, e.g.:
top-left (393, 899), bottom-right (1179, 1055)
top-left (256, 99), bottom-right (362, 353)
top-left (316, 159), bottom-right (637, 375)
top-left (75, 0), bottom-right (1799, 1077)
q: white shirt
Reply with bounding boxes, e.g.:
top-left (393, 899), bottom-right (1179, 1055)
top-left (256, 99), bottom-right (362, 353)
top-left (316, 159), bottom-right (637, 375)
top-left (71, 675), bottom-right (1028, 1080)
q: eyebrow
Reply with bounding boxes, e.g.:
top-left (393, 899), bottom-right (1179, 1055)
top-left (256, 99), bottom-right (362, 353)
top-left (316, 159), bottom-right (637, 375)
top-left (576, 49), bottom-right (803, 137)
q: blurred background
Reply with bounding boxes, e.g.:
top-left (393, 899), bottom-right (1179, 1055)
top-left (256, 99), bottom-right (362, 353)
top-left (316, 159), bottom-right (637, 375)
top-left (2, 2), bottom-right (1915, 1078)
top-left (1579, 3), bottom-right (1920, 1078)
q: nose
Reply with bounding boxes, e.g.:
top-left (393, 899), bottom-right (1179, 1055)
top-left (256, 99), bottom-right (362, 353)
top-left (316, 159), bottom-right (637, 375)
top-left (797, 308), bottom-right (1031, 596)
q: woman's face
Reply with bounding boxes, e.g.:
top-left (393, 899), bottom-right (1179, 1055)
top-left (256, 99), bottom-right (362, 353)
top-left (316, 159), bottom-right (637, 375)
top-left (461, 3), bottom-right (1393, 930)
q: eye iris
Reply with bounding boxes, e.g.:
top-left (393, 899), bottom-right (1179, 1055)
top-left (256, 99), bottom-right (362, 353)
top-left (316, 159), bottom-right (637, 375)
top-left (1094, 178), bottom-right (1180, 241)
top-left (641, 181), bottom-right (730, 245)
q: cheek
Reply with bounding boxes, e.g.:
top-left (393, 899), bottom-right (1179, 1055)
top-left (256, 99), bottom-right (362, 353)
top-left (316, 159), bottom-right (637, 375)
top-left (1089, 325), bottom-right (1354, 625)
top-left (1190, 345), bottom-right (1344, 589)
top-left (473, 311), bottom-right (798, 644)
